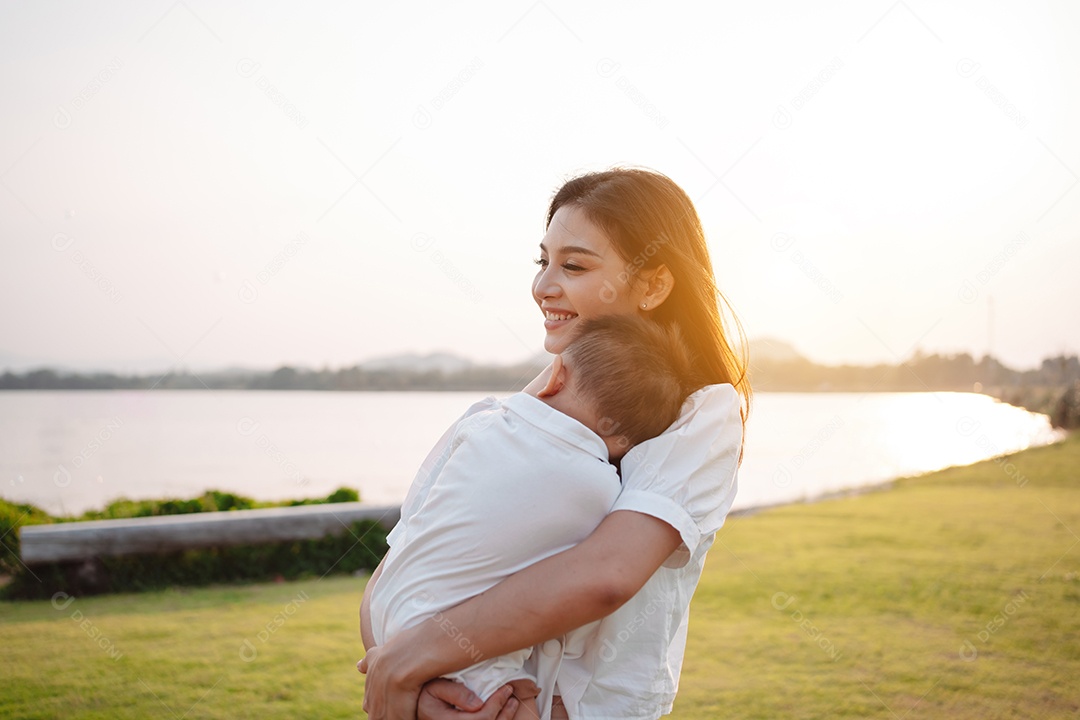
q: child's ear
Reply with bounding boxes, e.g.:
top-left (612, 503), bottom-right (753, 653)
top-left (537, 354), bottom-right (566, 398)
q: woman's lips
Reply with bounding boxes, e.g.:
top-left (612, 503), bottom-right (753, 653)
top-left (543, 310), bottom-right (578, 330)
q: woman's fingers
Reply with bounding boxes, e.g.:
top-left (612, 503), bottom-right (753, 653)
top-left (506, 679), bottom-right (539, 701)
top-left (358, 645), bottom-right (379, 674)
top-left (359, 645), bottom-right (423, 720)
top-left (416, 683), bottom-right (516, 720)
top-left (422, 679), bottom-right (483, 712)
top-left (365, 686), bottom-right (422, 720)
top-left (416, 682), bottom-right (481, 720)
top-left (464, 686), bottom-right (514, 720)
top-left (494, 696), bottom-right (519, 720)
top-left (479, 686), bottom-right (516, 720)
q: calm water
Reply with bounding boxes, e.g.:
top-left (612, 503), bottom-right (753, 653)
top-left (0, 390), bottom-right (1064, 517)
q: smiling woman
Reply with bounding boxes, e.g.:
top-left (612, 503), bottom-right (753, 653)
top-left (360, 167), bottom-right (751, 720)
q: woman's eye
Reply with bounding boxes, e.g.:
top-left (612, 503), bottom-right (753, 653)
top-left (534, 258), bottom-right (548, 268)
top-left (563, 263), bottom-right (585, 272)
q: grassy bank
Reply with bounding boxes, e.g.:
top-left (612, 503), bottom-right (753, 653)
top-left (679, 434), bottom-right (1079, 718)
top-left (1, 435), bottom-right (1077, 718)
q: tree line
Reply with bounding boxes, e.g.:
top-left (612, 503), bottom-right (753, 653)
top-left (748, 351), bottom-right (1080, 393)
top-left (3, 352), bottom-right (1078, 427)
top-left (3, 351), bottom-right (1076, 393)
top-left (748, 351), bottom-right (1080, 428)
top-left (0, 361), bottom-right (547, 393)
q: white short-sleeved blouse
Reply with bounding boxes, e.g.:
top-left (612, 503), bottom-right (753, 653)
top-left (545, 383), bottom-right (743, 720)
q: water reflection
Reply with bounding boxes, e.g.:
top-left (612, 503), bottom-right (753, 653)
top-left (0, 391), bottom-right (1064, 516)
top-left (736, 392), bottom-right (1063, 511)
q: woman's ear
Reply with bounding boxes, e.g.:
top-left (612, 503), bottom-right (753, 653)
top-left (640, 264), bottom-right (674, 310)
top-left (537, 354), bottom-right (566, 398)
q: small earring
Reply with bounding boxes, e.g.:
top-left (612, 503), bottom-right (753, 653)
top-left (641, 303), bottom-right (647, 310)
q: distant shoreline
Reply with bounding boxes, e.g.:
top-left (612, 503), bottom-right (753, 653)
top-left (3, 376), bottom-right (1077, 429)
top-left (6, 347), bottom-right (1080, 431)
top-left (2, 349), bottom-right (1076, 398)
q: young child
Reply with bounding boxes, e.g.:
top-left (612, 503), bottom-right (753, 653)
top-left (363, 315), bottom-right (694, 719)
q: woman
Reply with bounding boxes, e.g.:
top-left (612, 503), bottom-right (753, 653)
top-left (360, 167), bottom-right (750, 719)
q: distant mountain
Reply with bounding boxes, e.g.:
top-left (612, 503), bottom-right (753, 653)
top-left (360, 352), bottom-right (474, 373)
top-left (749, 337), bottom-right (807, 364)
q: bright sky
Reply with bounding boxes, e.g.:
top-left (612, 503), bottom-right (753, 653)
top-left (2, 1), bottom-right (1078, 373)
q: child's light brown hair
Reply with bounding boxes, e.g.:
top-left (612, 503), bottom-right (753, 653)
top-left (563, 315), bottom-right (696, 450)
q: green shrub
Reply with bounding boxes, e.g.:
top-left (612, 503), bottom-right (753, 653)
top-left (2, 520), bottom-right (388, 600)
top-left (325, 487), bottom-right (360, 503)
top-left (200, 489), bottom-right (260, 511)
top-left (0, 499), bottom-right (51, 575)
top-left (77, 486), bottom-right (358, 521)
top-left (286, 486), bottom-right (360, 507)
top-left (84, 489), bottom-right (262, 520)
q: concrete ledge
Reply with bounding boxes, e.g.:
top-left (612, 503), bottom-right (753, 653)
top-left (19, 502), bottom-right (400, 565)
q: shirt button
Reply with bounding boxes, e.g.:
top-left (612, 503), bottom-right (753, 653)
top-left (541, 639), bottom-right (562, 657)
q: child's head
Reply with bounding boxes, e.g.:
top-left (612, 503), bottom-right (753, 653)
top-left (535, 315), bottom-right (694, 460)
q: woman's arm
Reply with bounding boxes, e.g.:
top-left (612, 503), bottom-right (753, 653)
top-left (359, 509), bottom-right (681, 720)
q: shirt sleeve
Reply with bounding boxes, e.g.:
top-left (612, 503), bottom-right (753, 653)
top-left (611, 383), bottom-right (743, 567)
top-left (386, 395), bottom-right (501, 547)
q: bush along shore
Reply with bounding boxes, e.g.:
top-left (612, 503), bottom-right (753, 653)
top-left (0, 488), bottom-right (388, 600)
top-left (988, 381), bottom-right (1080, 429)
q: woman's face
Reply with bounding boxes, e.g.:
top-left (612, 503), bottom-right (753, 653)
top-left (532, 205), bottom-right (645, 353)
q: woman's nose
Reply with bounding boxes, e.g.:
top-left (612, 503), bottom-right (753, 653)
top-left (533, 267), bottom-right (561, 299)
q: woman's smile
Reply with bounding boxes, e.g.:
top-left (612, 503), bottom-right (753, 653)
top-left (542, 308), bottom-right (579, 331)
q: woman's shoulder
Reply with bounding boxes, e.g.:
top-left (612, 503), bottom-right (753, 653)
top-left (618, 380), bottom-right (742, 494)
top-left (614, 381), bottom-right (743, 564)
top-left (684, 381), bottom-right (738, 404)
top-left (672, 382), bottom-right (740, 428)
top-left (625, 381), bottom-right (741, 476)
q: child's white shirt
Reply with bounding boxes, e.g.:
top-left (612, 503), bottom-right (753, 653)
top-left (370, 392), bottom-right (620, 716)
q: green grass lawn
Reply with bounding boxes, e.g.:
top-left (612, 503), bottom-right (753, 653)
top-left (2, 434), bottom-right (1078, 719)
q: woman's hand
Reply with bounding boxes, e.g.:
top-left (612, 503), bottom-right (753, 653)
top-left (359, 644), bottom-right (423, 720)
top-left (359, 652), bottom-right (518, 720)
top-left (417, 680), bottom-right (518, 720)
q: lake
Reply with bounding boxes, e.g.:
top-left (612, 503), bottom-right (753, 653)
top-left (0, 390), bottom-right (1064, 517)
